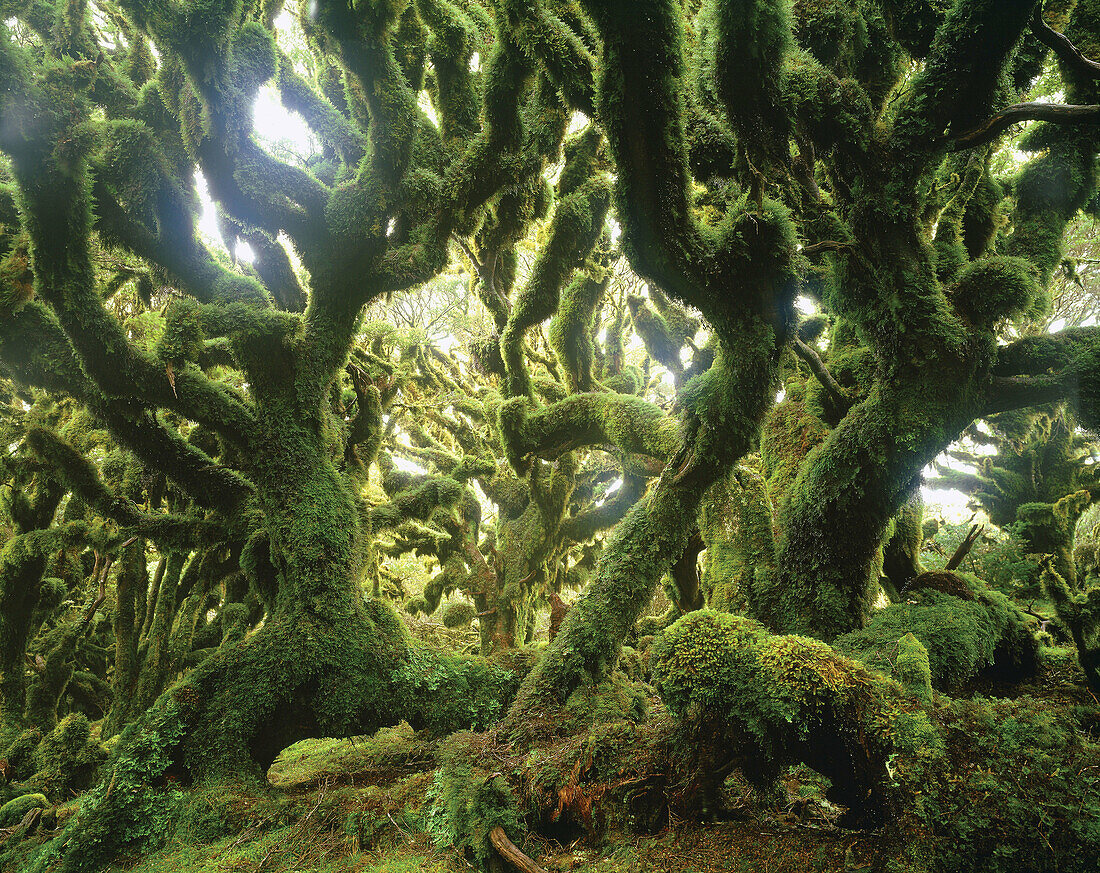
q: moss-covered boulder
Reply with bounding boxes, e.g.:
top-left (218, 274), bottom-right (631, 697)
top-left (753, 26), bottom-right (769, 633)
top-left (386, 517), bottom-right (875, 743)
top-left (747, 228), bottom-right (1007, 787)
top-left (0, 792), bottom-right (47, 828)
top-left (834, 573), bottom-right (1038, 692)
top-left (651, 610), bottom-right (936, 826)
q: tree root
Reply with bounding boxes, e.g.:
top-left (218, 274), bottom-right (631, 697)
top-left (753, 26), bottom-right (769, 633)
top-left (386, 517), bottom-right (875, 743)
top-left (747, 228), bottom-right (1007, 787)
top-left (489, 826), bottom-right (548, 873)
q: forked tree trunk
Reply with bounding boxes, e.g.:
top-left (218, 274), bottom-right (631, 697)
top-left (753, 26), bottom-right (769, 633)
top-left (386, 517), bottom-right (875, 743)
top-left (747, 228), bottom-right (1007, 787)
top-left (505, 323), bottom-right (786, 726)
top-left (34, 414), bottom-right (417, 873)
top-left (761, 376), bottom-right (981, 640)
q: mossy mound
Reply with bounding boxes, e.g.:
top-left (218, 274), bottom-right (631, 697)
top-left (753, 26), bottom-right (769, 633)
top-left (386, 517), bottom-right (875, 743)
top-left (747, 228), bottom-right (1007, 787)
top-left (441, 601), bottom-right (477, 629)
top-left (268, 722), bottom-right (435, 792)
top-left (561, 673), bottom-right (649, 731)
top-left (0, 729), bottom-right (43, 784)
top-left (650, 610), bottom-right (934, 826)
top-left (18, 714), bottom-right (108, 801)
top-left (903, 569), bottom-right (974, 600)
top-left (0, 792), bottom-right (47, 828)
top-left (834, 574), bottom-right (1039, 692)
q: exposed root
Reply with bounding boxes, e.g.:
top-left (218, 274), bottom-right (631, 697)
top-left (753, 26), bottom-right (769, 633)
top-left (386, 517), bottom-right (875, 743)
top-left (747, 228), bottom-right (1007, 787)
top-left (489, 825), bottom-right (549, 873)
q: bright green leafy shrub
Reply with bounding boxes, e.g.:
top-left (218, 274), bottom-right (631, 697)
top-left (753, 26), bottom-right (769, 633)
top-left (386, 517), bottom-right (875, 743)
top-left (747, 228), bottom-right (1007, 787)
top-left (396, 649), bottom-right (528, 735)
top-left (900, 695), bottom-right (1100, 873)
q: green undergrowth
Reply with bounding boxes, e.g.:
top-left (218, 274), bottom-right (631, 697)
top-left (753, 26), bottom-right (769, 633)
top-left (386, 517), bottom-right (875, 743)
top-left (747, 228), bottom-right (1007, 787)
top-left (3, 630), bottom-right (1097, 873)
top-left (834, 573), bottom-right (1039, 692)
top-left (894, 694), bottom-right (1100, 873)
top-left (102, 832), bottom-right (460, 873)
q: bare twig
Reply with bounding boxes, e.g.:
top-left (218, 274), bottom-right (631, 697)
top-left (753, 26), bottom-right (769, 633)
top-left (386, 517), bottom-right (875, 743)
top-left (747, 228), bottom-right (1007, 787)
top-left (801, 240), bottom-right (854, 256)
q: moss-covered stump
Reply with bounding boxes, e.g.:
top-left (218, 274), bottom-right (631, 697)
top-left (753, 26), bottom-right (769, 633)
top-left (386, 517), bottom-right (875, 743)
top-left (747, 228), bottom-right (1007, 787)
top-left (650, 610), bottom-right (936, 827)
top-left (426, 670), bottom-right (663, 866)
top-left (834, 572), bottom-right (1039, 693)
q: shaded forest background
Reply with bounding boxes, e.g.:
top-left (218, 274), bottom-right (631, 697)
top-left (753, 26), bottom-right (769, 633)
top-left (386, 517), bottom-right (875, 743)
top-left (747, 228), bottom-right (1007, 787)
top-left (2, 0), bottom-right (1100, 871)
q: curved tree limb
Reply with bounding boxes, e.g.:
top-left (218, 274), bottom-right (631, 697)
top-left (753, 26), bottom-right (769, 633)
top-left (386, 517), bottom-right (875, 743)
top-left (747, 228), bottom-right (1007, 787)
top-left (1031, 2), bottom-right (1100, 81)
top-left (0, 303), bottom-right (255, 513)
top-left (498, 393), bottom-right (679, 468)
top-left (993, 326), bottom-right (1100, 375)
top-left (953, 102), bottom-right (1100, 150)
top-left (982, 373), bottom-right (1078, 416)
top-left (793, 337), bottom-right (852, 414)
top-left (23, 427), bottom-right (225, 549)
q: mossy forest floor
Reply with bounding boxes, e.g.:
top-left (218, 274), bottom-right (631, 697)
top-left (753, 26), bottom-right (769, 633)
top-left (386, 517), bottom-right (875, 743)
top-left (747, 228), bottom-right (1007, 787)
top-left (86, 759), bottom-right (916, 873)
top-left (0, 723), bottom-right (906, 872)
top-left (3, 640), bottom-right (1094, 873)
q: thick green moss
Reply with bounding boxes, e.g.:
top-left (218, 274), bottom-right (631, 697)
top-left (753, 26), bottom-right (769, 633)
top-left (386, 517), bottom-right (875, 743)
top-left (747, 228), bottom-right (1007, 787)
top-left (894, 632), bottom-right (933, 703)
top-left (699, 461), bottom-right (776, 614)
top-left (441, 600), bottom-right (476, 629)
top-left (25, 691), bottom-right (190, 873)
top-left (834, 573), bottom-right (1038, 692)
top-left (760, 381), bottom-right (830, 507)
top-left (951, 255), bottom-right (1041, 329)
top-left (651, 610), bottom-right (935, 824)
top-left (0, 792), bottom-right (47, 828)
top-left (881, 492), bottom-right (925, 597)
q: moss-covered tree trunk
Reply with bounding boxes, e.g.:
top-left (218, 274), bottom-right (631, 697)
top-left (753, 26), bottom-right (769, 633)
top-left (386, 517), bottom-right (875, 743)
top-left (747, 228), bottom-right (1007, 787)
top-left (507, 321), bottom-right (788, 720)
top-left (154, 399), bottom-right (413, 782)
top-left (762, 375), bottom-right (984, 639)
top-left (0, 476), bottom-right (66, 740)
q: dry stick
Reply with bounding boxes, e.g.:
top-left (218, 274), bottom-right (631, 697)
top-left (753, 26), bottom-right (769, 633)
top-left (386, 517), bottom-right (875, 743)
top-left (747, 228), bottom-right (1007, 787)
top-left (800, 240), bottom-right (854, 256)
top-left (489, 826), bottom-right (549, 873)
top-left (945, 522), bottom-right (983, 571)
top-left (255, 777), bottom-right (330, 872)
